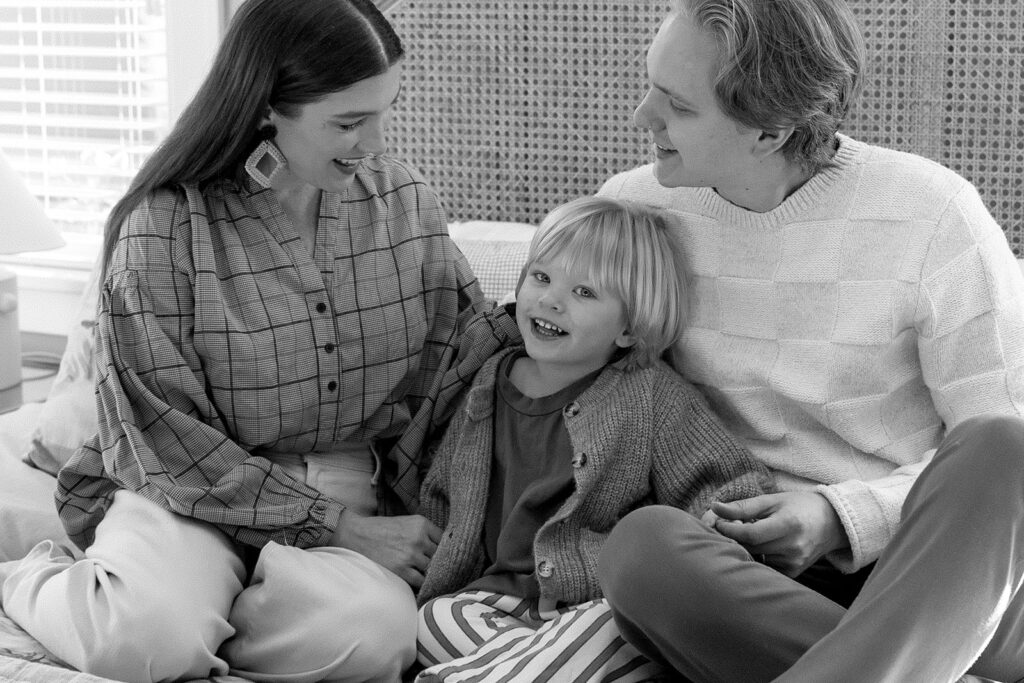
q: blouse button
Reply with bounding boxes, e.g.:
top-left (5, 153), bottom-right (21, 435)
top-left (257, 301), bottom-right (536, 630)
top-left (537, 559), bottom-right (554, 578)
top-left (327, 380), bottom-right (338, 391)
top-left (563, 402), bottom-right (581, 418)
top-left (571, 452), bottom-right (587, 468)
top-left (324, 343), bottom-right (336, 354)
top-left (315, 302), bottom-right (327, 314)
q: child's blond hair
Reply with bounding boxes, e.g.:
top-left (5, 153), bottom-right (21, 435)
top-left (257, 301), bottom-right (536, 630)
top-left (525, 196), bottom-right (688, 370)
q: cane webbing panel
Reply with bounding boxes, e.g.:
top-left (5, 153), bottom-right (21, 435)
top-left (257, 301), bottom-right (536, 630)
top-left (844, 0), bottom-right (1024, 254)
top-left (389, 1), bottom-right (1023, 253)
top-left (388, 2), bottom-right (664, 224)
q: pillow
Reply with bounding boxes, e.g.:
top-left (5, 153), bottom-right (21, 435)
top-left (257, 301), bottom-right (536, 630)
top-left (1, 402), bottom-right (75, 560)
top-left (449, 221), bottom-right (536, 302)
top-left (23, 259), bottom-right (101, 476)
top-left (21, 222), bottom-right (537, 476)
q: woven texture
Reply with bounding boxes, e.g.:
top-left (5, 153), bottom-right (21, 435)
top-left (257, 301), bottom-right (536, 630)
top-left (388, 1), bottom-right (1023, 252)
top-left (844, 0), bottom-right (1024, 254)
top-left (388, 2), bottom-right (663, 226)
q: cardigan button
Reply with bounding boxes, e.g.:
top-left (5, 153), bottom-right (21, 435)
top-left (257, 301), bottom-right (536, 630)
top-left (563, 402), bottom-right (581, 418)
top-left (571, 452), bottom-right (587, 468)
top-left (537, 559), bottom-right (554, 578)
top-left (324, 343), bottom-right (336, 354)
top-left (315, 302), bottom-right (327, 314)
top-left (326, 380), bottom-right (338, 391)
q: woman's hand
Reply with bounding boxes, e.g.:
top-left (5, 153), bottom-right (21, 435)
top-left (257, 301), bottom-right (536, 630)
top-left (701, 491), bottom-right (848, 577)
top-left (329, 511), bottom-right (442, 588)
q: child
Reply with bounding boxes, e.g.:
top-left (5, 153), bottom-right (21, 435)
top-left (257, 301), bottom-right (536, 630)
top-left (414, 196), bottom-right (774, 682)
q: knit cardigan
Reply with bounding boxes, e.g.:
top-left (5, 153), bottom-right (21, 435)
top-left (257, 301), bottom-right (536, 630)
top-left (418, 347), bottom-right (773, 605)
top-left (599, 134), bottom-right (1024, 571)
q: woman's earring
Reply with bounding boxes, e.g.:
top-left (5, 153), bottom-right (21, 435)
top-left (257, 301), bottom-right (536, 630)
top-left (244, 138), bottom-right (288, 188)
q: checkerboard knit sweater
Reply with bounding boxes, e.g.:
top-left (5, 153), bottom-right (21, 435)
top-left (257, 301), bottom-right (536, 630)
top-left (599, 134), bottom-right (1024, 572)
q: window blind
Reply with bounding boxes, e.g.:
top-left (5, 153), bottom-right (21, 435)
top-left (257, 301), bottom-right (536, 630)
top-left (0, 0), bottom-right (169, 236)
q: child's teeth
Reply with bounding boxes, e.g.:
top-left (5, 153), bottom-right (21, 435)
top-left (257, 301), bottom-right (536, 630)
top-left (535, 319), bottom-right (565, 334)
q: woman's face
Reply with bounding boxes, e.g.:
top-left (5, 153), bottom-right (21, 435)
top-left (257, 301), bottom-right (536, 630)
top-left (266, 63), bottom-right (402, 194)
top-left (633, 12), bottom-right (763, 202)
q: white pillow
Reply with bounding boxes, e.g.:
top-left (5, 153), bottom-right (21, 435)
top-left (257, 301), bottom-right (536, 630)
top-left (1, 403), bottom-right (75, 560)
top-left (449, 221), bottom-right (535, 302)
top-left (23, 259), bottom-right (101, 476)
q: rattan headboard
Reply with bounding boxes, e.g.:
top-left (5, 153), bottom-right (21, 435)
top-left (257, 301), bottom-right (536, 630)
top-left (388, 1), bottom-right (1022, 253)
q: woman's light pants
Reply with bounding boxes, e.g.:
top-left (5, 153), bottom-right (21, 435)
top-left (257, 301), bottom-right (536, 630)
top-left (1, 489), bottom-right (416, 683)
top-left (599, 414), bottom-right (1024, 683)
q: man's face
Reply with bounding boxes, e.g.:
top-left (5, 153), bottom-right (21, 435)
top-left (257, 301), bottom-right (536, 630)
top-left (634, 12), bottom-right (762, 197)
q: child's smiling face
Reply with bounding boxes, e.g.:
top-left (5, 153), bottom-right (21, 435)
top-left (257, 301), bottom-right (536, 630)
top-left (515, 254), bottom-right (634, 379)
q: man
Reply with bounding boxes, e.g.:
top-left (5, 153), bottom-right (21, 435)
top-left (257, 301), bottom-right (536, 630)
top-left (597, 1), bottom-right (1024, 681)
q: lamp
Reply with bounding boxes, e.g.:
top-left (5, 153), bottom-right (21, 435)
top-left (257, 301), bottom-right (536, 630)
top-left (0, 150), bottom-right (66, 414)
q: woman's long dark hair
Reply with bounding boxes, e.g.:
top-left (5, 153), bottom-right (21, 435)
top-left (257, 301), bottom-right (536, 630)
top-left (101, 0), bottom-right (404, 274)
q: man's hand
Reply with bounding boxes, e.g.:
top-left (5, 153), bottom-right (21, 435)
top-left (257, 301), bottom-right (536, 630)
top-left (702, 491), bottom-right (848, 577)
top-left (329, 511), bottom-right (442, 588)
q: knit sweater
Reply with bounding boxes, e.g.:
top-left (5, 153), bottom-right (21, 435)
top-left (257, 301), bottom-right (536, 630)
top-left (599, 134), bottom-right (1024, 571)
top-left (418, 347), bottom-right (773, 605)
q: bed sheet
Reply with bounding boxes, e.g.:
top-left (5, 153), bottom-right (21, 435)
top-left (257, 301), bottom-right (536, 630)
top-left (0, 586), bottom-right (252, 683)
top-left (0, 611), bottom-right (112, 682)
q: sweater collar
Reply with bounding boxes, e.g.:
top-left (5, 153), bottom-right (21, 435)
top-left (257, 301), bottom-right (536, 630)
top-left (692, 134), bottom-right (866, 228)
top-left (463, 346), bottom-right (629, 422)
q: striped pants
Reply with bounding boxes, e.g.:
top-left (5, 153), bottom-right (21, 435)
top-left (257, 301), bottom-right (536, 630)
top-left (415, 591), bottom-right (668, 682)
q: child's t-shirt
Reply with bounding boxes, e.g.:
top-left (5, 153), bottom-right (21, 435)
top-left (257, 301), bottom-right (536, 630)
top-left (467, 349), bottom-right (602, 599)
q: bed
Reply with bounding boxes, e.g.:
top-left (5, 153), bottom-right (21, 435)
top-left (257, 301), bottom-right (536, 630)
top-left (0, 223), bottom-right (534, 683)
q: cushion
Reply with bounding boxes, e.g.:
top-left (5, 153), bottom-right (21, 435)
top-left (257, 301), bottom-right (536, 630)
top-left (23, 259), bottom-right (101, 476)
top-left (21, 222), bottom-right (537, 476)
top-left (449, 221), bottom-right (535, 303)
top-left (0, 402), bottom-right (75, 560)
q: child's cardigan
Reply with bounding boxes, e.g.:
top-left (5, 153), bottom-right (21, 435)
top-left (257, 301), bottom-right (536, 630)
top-left (418, 347), bottom-right (774, 605)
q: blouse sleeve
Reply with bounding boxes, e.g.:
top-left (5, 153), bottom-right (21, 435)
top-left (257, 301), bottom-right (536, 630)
top-left (384, 303), bottom-right (522, 513)
top-left (57, 190), bottom-right (342, 550)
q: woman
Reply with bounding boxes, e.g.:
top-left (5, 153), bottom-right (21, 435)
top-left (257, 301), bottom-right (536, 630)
top-left (0, 1), bottom-right (511, 681)
top-left (596, 1), bottom-right (1024, 681)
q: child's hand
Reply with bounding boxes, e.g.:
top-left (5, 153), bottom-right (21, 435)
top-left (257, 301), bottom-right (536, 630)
top-left (700, 505), bottom-right (756, 536)
top-left (706, 492), bottom-right (848, 577)
top-left (700, 507), bottom-right (721, 529)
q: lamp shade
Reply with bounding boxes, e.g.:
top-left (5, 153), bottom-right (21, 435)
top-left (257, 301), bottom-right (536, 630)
top-left (0, 149), bottom-right (65, 414)
top-left (0, 150), bottom-right (65, 255)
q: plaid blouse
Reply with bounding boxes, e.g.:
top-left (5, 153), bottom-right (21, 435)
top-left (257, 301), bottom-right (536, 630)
top-left (56, 158), bottom-right (511, 550)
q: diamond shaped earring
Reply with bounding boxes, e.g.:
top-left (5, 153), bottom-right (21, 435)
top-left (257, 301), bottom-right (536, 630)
top-left (244, 139), bottom-right (288, 188)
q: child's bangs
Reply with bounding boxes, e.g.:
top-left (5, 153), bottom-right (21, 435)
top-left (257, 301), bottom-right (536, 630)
top-left (531, 212), bottom-right (633, 296)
